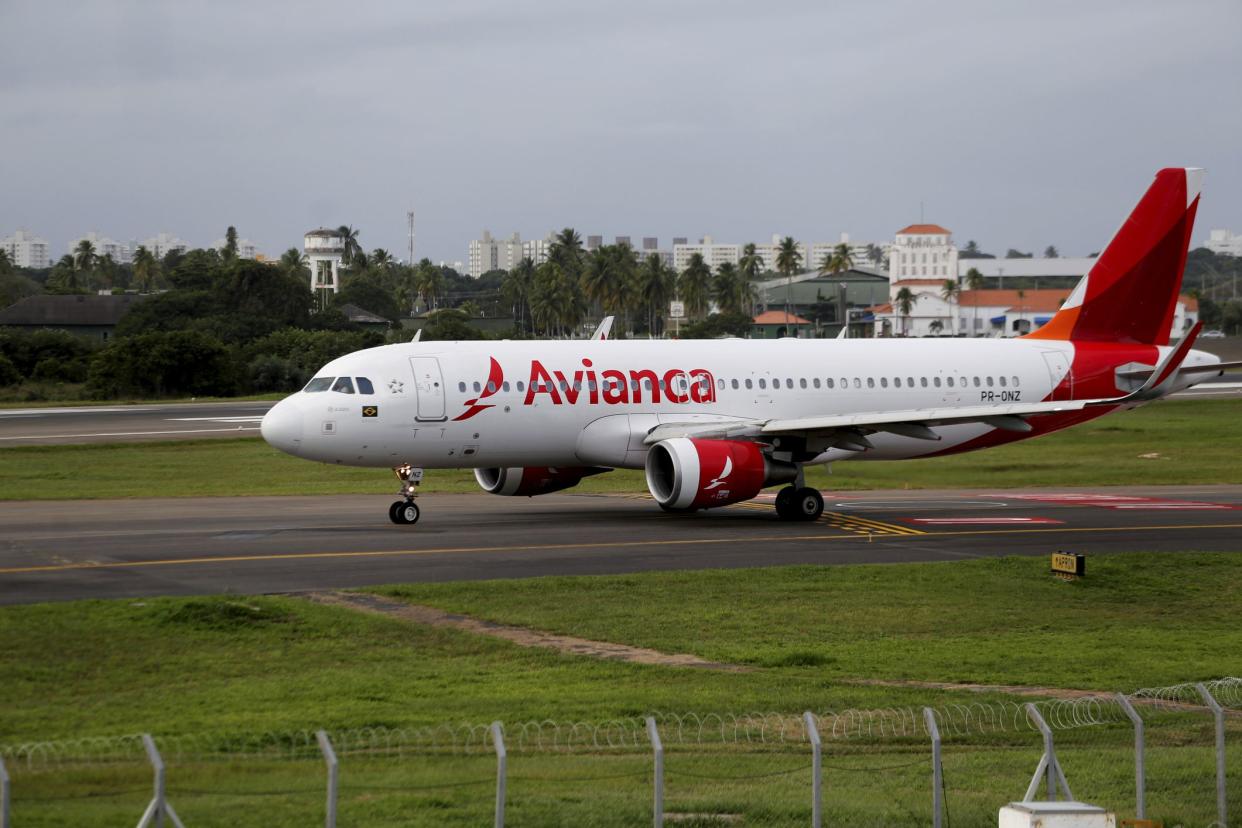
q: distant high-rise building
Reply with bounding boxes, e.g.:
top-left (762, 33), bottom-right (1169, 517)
top-left (67, 232), bottom-right (130, 264)
top-left (586, 235), bottom-right (603, 251)
top-left (468, 230), bottom-right (524, 278)
top-left (523, 234), bottom-right (553, 266)
top-left (615, 235), bottom-right (631, 248)
top-left (890, 224), bottom-right (957, 281)
top-left (141, 233), bottom-right (190, 259)
top-left (642, 237), bottom-right (658, 251)
top-left (673, 235), bottom-right (741, 272)
top-left (672, 237), bottom-right (688, 247)
top-left (1, 229), bottom-right (51, 268)
top-left (1205, 229), bottom-right (1242, 257)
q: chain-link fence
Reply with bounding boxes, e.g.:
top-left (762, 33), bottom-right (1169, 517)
top-left (2, 677), bottom-right (1238, 827)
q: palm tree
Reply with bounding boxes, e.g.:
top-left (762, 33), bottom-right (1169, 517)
top-left (940, 278), bottom-right (961, 336)
top-left (370, 248), bottom-right (394, 271)
top-left (279, 247), bottom-right (308, 277)
top-left (502, 257), bottom-right (536, 332)
top-left (894, 286), bottom-right (918, 336)
top-left (638, 254), bottom-right (675, 337)
top-left (739, 242), bottom-right (765, 280)
top-left (530, 261), bottom-right (585, 337)
top-left (581, 247), bottom-right (618, 317)
top-left (963, 266), bottom-right (985, 336)
top-left (73, 239), bottom-right (97, 273)
top-left (775, 236), bottom-right (802, 323)
top-left (680, 253), bottom-right (712, 320)
top-left (415, 262), bottom-right (444, 310)
top-left (1015, 288), bottom-right (1027, 335)
top-left (0, 248), bottom-right (11, 276)
top-left (818, 242), bottom-right (853, 278)
top-left (49, 254), bottom-right (82, 293)
top-left (94, 253), bottom-right (118, 291)
top-left (611, 243), bottom-right (640, 335)
top-left (865, 243), bottom-right (885, 269)
top-left (713, 262), bottom-right (742, 314)
top-left (132, 246), bottom-right (158, 293)
top-left (549, 228), bottom-right (584, 277)
top-left (336, 225), bottom-right (362, 267)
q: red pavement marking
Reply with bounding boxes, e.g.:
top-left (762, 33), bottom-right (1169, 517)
top-left (983, 494), bottom-right (1234, 510)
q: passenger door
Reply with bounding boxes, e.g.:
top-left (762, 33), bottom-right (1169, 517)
top-left (409, 357), bottom-right (447, 421)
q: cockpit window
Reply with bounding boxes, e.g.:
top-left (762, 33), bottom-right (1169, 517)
top-left (356, 377), bottom-right (375, 394)
top-left (304, 377), bottom-right (334, 392)
top-left (331, 377), bottom-right (356, 394)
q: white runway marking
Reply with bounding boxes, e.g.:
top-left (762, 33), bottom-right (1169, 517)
top-left (165, 417), bottom-right (266, 423)
top-left (0, 407), bottom-right (158, 417)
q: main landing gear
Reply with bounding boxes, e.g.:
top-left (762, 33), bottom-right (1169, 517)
top-left (389, 465), bottom-right (424, 525)
top-left (774, 465), bottom-right (824, 522)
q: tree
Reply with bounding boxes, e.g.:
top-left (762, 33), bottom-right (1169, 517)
top-left (223, 226), bottom-right (239, 262)
top-left (530, 261), bottom-right (584, 337)
top-left (337, 225), bottom-right (362, 267)
top-left (370, 248), bottom-right (394, 272)
top-left (1044, 245), bottom-right (1059, 258)
top-left (334, 271), bottom-right (400, 323)
top-left (132, 246), bottom-right (160, 293)
top-left (940, 278), bottom-right (961, 336)
top-left (739, 243), bottom-right (765, 281)
top-left (1005, 248), bottom-right (1033, 259)
top-left (582, 247), bottom-right (619, 316)
top-left (502, 257), bottom-right (536, 332)
top-left (865, 243), bottom-right (886, 269)
top-left (73, 239), bottom-right (97, 274)
top-left (894, 286), bottom-right (918, 336)
top-left (167, 248), bottom-right (221, 292)
top-left (962, 267), bottom-right (985, 336)
top-left (929, 319), bottom-right (944, 335)
top-left (818, 243), bottom-right (853, 278)
top-left (279, 247), bottom-right (309, 279)
top-left (88, 331), bottom-right (235, 397)
top-left (94, 253), bottom-right (118, 291)
top-left (0, 249), bottom-right (12, 278)
top-left (678, 311), bottom-right (753, 339)
top-left (637, 253), bottom-right (675, 336)
top-left (713, 262), bottom-right (742, 315)
top-left (48, 255), bottom-right (84, 293)
top-left (775, 236), bottom-right (802, 322)
top-left (414, 260), bottom-right (444, 310)
top-left (420, 308), bottom-right (486, 341)
top-left (679, 252), bottom-right (712, 320)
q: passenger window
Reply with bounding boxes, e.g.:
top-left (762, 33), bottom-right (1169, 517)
top-left (458, 381), bottom-right (467, 392)
top-left (799, 378), bottom-right (807, 389)
top-left (331, 377), bottom-right (356, 394)
top-left (999, 376), bottom-right (1007, 387)
top-left (973, 376), bottom-right (981, 387)
top-left (487, 381), bottom-right (497, 393)
top-left (303, 377), bottom-right (333, 392)
top-left (813, 378), bottom-right (820, 389)
top-left (473, 381), bottom-right (482, 392)
top-left (731, 379), bottom-right (739, 389)
top-left (759, 378), bottom-right (767, 389)
top-left (934, 377), bottom-right (942, 387)
top-left (986, 376), bottom-right (994, 387)
top-left (946, 377), bottom-right (955, 388)
top-left (880, 377), bottom-right (888, 388)
top-left (893, 378), bottom-right (901, 388)
top-left (826, 378), bottom-right (834, 389)
top-left (356, 377), bottom-right (375, 394)
top-left (1013, 376), bottom-right (1020, 387)
top-left (745, 379), bottom-right (753, 389)
top-left (907, 377), bottom-right (914, 386)
top-left (503, 381), bottom-right (511, 392)
top-left (853, 378), bottom-right (861, 389)
top-left (867, 378), bottom-right (875, 389)
top-left (717, 379), bottom-right (725, 390)
top-left (786, 378), bottom-right (794, 389)
top-left (921, 377), bottom-right (928, 387)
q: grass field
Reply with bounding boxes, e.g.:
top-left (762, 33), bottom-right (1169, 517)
top-left (4, 553), bottom-right (1240, 826)
top-left (1, 398), bottom-right (1240, 499)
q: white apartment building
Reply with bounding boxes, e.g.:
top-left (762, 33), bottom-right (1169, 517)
top-left (890, 224), bottom-right (957, 280)
top-left (67, 232), bottom-right (130, 264)
top-left (673, 235), bottom-right (741, 272)
top-left (468, 230), bottom-right (524, 278)
top-left (522, 234), bottom-right (552, 267)
top-left (211, 237), bottom-right (260, 259)
top-left (955, 257), bottom-right (1097, 283)
top-left (1204, 229), bottom-right (1242, 257)
top-left (141, 233), bottom-right (190, 259)
top-left (1, 229), bottom-right (52, 268)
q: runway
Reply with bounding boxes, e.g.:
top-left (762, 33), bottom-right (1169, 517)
top-left (0, 400), bottom-right (270, 444)
top-left (1, 381), bottom-right (1239, 446)
top-left (2, 484), bottom-right (1240, 605)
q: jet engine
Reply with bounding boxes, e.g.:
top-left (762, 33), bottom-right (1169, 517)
top-left (474, 466), bottom-right (607, 496)
top-left (644, 438), bottom-right (796, 511)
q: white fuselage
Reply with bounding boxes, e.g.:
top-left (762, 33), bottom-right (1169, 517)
top-left (259, 337), bottom-right (1210, 470)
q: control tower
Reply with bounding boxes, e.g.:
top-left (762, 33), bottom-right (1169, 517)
top-left (304, 228), bottom-right (343, 306)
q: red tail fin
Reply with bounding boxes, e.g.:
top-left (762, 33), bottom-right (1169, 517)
top-left (1025, 168), bottom-right (1202, 345)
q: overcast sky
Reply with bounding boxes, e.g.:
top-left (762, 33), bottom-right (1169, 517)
top-left (2, 0), bottom-right (1238, 264)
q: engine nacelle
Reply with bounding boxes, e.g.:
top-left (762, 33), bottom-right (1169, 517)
top-left (474, 466), bottom-right (606, 496)
top-left (644, 438), bottom-right (797, 510)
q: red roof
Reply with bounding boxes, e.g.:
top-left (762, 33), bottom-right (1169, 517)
top-left (753, 310), bottom-right (811, 325)
top-left (1179, 293), bottom-right (1198, 312)
top-left (896, 224), bottom-right (952, 236)
top-left (958, 289), bottom-right (1069, 313)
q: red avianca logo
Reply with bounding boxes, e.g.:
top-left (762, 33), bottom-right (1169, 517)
top-left (452, 357), bottom-right (717, 421)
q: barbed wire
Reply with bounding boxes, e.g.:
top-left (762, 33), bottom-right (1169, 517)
top-left (3, 676), bottom-right (1236, 771)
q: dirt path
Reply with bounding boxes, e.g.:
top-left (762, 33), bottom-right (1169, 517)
top-left (300, 590), bottom-right (750, 672)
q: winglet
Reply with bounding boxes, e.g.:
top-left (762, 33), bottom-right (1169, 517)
top-left (591, 316), bottom-right (615, 341)
top-left (411, 329), bottom-right (423, 342)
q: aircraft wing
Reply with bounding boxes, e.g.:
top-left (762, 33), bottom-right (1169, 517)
top-left (646, 324), bottom-right (1205, 449)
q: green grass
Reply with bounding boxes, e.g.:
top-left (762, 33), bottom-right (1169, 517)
top-left (1, 398), bottom-right (1240, 499)
top-left (4, 554), bottom-right (1239, 826)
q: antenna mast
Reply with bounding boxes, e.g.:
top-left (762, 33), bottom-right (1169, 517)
top-left (407, 209), bottom-right (415, 265)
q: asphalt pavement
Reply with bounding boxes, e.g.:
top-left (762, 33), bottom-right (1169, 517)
top-left (0, 400), bottom-right (271, 444)
top-left (2, 484), bottom-right (1239, 605)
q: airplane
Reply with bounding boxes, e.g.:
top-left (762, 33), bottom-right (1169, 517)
top-left (262, 168), bottom-right (1238, 525)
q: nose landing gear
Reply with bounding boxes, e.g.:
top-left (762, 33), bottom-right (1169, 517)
top-left (389, 465), bottom-right (424, 525)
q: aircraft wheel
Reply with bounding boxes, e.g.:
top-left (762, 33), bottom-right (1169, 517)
top-left (774, 486), bottom-right (798, 520)
top-left (390, 500), bottom-right (420, 525)
top-left (793, 487), bottom-right (824, 521)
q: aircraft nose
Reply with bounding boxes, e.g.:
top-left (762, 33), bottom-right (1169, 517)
top-left (260, 397), bottom-right (303, 456)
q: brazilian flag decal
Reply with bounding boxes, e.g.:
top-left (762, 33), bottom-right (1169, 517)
top-left (362, 405), bottom-right (378, 418)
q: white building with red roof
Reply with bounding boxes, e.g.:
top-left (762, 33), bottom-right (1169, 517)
top-left (890, 223), bottom-right (957, 283)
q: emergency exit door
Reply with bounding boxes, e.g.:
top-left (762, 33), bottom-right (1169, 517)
top-left (409, 357), bottom-right (447, 421)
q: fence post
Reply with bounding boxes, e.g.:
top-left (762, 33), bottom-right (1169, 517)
top-left (490, 722), bottom-right (506, 828)
top-left (1115, 694), bottom-right (1145, 819)
top-left (646, 716), bottom-right (663, 828)
top-left (804, 712), bottom-right (822, 828)
top-left (317, 730), bottom-right (338, 828)
top-left (136, 734), bottom-right (185, 828)
top-left (1196, 683), bottom-right (1227, 828)
top-left (1, 754), bottom-right (10, 828)
top-left (1023, 704), bottom-right (1073, 803)
top-left (923, 708), bottom-right (942, 828)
